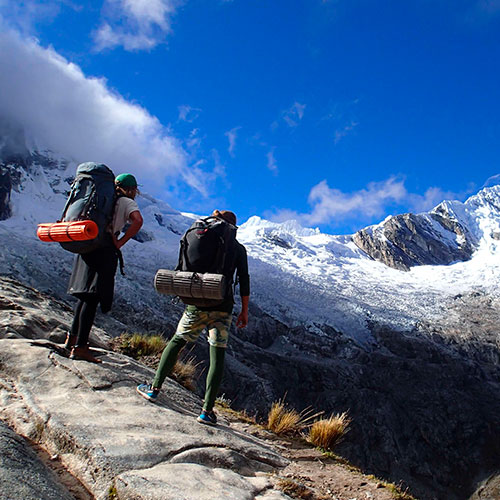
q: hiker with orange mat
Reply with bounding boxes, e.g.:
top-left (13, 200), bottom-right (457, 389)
top-left (65, 172), bottom-right (143, 363)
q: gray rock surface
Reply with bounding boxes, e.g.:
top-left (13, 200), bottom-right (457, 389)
top-left (353, 211), bottom-right (474, 270)
top-left (114, 463), bottom-right (288, 500)
top-left (470, 474), bottom-right (500, 500)
top-left (1, 276), bottom-right (500, 500)
top-left (0, 420), bottom-right (74, 500)
top-left (0, 276), bottom-right (111, 347)
top-left (0, 338), bottom-right (288, 500)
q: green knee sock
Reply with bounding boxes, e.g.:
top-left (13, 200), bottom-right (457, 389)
top-left (152, 335), bottom-right (187, 389)
top-left (203, 345), bottom-right (226, 412)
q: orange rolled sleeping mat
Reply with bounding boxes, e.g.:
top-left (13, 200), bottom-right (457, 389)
top-left (37, 221), bottom-right (99, 242)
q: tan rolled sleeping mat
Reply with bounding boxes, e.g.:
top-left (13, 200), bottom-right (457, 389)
top-left (154, 270), bottom-right (226, 300)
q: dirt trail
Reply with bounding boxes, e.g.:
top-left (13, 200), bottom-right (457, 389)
top-left (225, 416), bottom-right (415, 500)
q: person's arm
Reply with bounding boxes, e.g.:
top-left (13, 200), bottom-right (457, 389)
top-left (114, 211), bottom-right (143, 249)
top-left (236, 295), bottom-right (249, 328)
top-left (235, 243), bottom-right (250, 328)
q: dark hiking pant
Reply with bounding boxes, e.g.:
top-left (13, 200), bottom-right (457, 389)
top-left (71, 296), bottom-right (99, 347)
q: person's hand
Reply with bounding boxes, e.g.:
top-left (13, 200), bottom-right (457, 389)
top-left (236, 310), bottom-right (248, 328)
top-left (113, 235), bottom-right (124, 250)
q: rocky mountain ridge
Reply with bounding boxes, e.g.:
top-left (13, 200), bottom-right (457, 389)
top-left (1, 146), bottom-right (500, 499)
top-left (352, 190), bottom-right (500, 271)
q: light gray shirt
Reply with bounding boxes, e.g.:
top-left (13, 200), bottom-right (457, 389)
top-left (112, 197), bottom-right (140, 236)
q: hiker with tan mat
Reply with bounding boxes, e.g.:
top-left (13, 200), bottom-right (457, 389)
top-left (138, 210), bottom-right (250, 425)
top-left (61, 165), bottom-right (143, 363)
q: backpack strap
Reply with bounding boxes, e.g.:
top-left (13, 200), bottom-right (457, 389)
top-left (59, 180), bottom-right (77, 221)
top-left (116, 247), bottom-right (125, 275)
top-left (176, 225), bottom-right (199, 271)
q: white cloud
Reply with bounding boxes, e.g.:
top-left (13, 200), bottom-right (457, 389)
top-left (406, 187), bottom-right (451, 213)
top-left (483, 174), bottom-right (500, 187)
top-left (334, 120), bottom-right (358, 144)
top-left (0, 0), bottom-right (65, 33)
top-left (224, 126), bottom-right (241, 157)
top-left (94, 0), bottom-right (181, 51)
top-left (0, 28), bottom-right (195, 195)
top-left (282, 102), bottom-right (306, 127)
top-left (178, 105), bottom-right (202, 122)
top-left (267, 177), bottom-right (467, 228)
top-left (267, 148), bottom-right (278, 174)
top-left (305, 177), bottom-right (407, 225)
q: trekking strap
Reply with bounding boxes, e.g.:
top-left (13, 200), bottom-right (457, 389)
top-left (116, 248), bottom-right (125, 275)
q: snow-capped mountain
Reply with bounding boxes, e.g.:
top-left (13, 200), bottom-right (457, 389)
top-left (3, 146), bottom-right (500, 344)
top-left (1, 146), bottom-right (500, 500)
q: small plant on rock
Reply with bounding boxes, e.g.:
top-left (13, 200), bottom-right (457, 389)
top-left (307, 412), bottom-right (351, 451)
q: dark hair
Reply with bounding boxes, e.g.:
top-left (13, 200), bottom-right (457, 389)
top-left (116, 185), bottom-right (140, 198)
top-left (212, 209), bottom-right (237, 226)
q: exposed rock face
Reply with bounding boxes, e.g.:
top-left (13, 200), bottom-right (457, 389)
top-left (353, 211), bottom-right (474, 271)
top-left (222, 296), bottom-right (500, 500)
top-left (0, 278), bottom-right (500, 500)
top-left (0, 421), bottom-right (74, 500)
top-left (0, 277), bottom-right (111, 348)
top-left (0, 338), bottom-right (288, 500)
top-left (470, 473), bottom-right (500, 499)
top-left (2, 276), bottom-right (498, 500)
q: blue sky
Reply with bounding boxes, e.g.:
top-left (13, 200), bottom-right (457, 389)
top-left (1, 1), bottom-right (500, 233)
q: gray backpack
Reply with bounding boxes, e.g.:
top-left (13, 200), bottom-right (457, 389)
top-left (59, 162), bottom-right (116, 253)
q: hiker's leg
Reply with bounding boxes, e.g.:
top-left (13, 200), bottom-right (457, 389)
top-left (152, 335), bottom-right (187, 389)
top-left (203, 312), bottom-right (232, 411)
top-left (75, 296), bottom-right (99, 347)
top-left (203, 345), bottom-right (226, 412)
top-left (152, 307), bottom-right (207, 389)
top-left (65, 299), bottom-right (84, 348)
top-left (70, 299), bottom-right (84, 337)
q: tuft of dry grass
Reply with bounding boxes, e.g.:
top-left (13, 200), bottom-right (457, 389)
top-left (266, 399), bottom-right (322, 436)
top-left (171, 356), bottom-right (199, 391)
top-left (112, 333), bottom-right (199, 391)
top-left (114, 333), bottom-right (166, 359)
top-left (307, 412), bottom-right (351, 451)
top-left (215, 395), bottom-right (258, 424)
top-left (276, 478), bottom-right (325, 500)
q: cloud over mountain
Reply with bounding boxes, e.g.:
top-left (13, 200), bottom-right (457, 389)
top-left (0, 27), bottom-right (195, 195)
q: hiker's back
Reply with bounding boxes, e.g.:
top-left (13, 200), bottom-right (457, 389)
top-left (60, 162), bottom-right (116, 254)
top-left (178, 216), bottom-right (237, 276)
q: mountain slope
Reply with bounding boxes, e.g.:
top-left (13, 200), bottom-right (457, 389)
top-left (1, 147), bottom-right (500, 500)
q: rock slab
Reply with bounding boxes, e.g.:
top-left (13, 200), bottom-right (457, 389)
top-left (0, 420), bottom-right (74, 500)
top-left (0, 339), bottom-right (288, 500)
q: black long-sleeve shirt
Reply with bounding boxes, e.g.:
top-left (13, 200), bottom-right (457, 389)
top-left (196, 240), bottom-right (250, 313)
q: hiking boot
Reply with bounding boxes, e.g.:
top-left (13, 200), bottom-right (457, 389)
top-left (136, 384), bottom-right (159, 402)
top-left (70, 346), bottom-right (102, 364)
top-left (63, 333), bottom-right (77, 350)
top-left (197, 410), bottom-right (217, 426)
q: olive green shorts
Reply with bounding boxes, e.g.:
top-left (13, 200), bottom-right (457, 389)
top-left (174, 307), bottom-right (232, 348)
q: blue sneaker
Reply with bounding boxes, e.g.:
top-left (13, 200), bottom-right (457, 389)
top-left (197, 409), bottom-right (217, 426)
top-left (136, 384), bottom-right (159, 402)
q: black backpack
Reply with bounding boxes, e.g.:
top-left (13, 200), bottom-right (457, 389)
top-left (176, 216), bottom-right (237, 305)
top-left (59, 162), bottom-right (116, 254)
